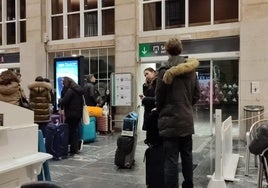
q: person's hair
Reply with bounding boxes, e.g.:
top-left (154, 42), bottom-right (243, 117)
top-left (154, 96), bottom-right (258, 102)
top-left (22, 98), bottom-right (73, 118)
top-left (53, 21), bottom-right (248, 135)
top-left (0, 70), bottom-right (20, 85)
top-left (43, 78), bottom-right (50, 83)
top-left (144, 67), bottom-right (156, 74)
top-left (35, 76), bottom-right (44, 82)
top-left (87, 74), bottom-right (95, 82)
top-left (63, 76), bottom-right (76, 88)
top-left (165, 38), bottom-right (182, 56)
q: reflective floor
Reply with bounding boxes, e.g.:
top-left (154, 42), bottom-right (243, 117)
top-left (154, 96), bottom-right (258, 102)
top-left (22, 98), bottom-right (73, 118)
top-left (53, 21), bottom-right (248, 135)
top-left (48, 130), bottom-right (264, 188)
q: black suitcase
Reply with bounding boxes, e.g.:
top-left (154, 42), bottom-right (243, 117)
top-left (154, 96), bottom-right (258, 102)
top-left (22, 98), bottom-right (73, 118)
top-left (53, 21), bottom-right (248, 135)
top-left (45, 122), bottom-right (69, 160)
top-left (146, 110), bottom-right (162, 146)
top-left (145, 144), bottom-right (164, 188)
top-left (114, 135), bottom-right (137, 168)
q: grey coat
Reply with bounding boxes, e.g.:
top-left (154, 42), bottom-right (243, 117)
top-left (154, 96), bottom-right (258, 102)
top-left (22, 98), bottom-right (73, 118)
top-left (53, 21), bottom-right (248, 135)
top-left (155, 56), bottom-right (200, 137)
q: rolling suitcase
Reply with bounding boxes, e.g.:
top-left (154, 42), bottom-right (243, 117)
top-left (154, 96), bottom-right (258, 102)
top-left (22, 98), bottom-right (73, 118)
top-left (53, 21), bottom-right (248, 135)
top-left (80, 117), bottom-right (97, 143)
top-left (45, 122), bottom-right (69, 160)
top-left (121, 111), bottom-right (139, 137)
top-left (114, 134), bottom-right (137, 168)
top-left (146, 110), bottom-right (162, 146)
top-left (96, 116), bottom-right (109, 133)
top-left (145, 144), bottom-right (164, 188)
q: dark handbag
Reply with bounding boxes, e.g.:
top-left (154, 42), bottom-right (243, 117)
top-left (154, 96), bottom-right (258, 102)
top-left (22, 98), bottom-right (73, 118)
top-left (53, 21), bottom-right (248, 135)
top-left (19, 96), bottom-right (30, 109)
top-left (146, 110), bottom-right (162, 146)
top-left (19, 88), bottom-right (30, 109)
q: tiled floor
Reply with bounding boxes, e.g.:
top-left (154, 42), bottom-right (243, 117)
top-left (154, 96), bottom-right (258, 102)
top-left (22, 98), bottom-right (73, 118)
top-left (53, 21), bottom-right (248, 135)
top-left (47, 130), bottom-right (264, 188)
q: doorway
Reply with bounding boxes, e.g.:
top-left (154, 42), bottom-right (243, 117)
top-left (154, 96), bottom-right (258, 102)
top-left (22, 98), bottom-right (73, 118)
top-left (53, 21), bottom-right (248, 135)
top-left (138, 58), bottom-right (239, 136)
top-left (194, 59), bottom-right (239, 136)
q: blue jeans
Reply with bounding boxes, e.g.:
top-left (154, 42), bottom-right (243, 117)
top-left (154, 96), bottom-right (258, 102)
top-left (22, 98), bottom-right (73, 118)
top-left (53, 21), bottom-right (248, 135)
top-left (163, 135), bottom-right (193, 188)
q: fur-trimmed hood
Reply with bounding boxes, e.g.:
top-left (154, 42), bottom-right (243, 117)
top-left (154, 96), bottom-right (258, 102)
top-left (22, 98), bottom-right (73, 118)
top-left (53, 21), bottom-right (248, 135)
top-left (0, 81), bottom-right (19, 95)
top-left (163, 58), bottom-right (199, 84)
top-left (28, 81), bottom-right (52, 92)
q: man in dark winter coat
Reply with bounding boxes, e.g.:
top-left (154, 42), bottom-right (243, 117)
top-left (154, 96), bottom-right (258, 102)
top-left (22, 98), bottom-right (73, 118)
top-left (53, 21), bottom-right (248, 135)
top-left (155, 37), bottom-right (200, 188)
top-left (59, 77), bottom-right (84, 154)
top-left (83, 74), bottom-right (103, 106)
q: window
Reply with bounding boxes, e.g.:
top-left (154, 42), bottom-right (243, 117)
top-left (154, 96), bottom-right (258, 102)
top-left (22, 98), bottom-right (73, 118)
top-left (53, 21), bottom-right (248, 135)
top-left (0, 0), bottom-right (26, 45)
top-left (84, 0), bottom-right (98, 37)
top-left (48, 48), bottom-right (115, 98)
top-left (102, 8), bottom-right (114, 35)
top-left (143, 1), bottom-right (161, 31)
top-left (165, 0), bottom-right (185, 28)
top-left (50, 0), bottom-right (115, 41)
top-left (20, 0), bottom-right (26, 42)
top-left (52, 17), bottom-right (63, 40)
top-left (68, 14), bottom-right (80, 38)
top-left (189, 0), bottom-right (210, 26)
top-left (142, 0), bottom-right (238, 31)
top-left (67, 0), bottom-right (80, 38)
top-left (214, 0), bottom-right (238, 24)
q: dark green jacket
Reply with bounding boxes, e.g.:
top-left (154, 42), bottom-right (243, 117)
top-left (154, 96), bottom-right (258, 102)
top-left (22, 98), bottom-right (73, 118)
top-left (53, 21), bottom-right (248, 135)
top-left (156, 56), bottom-right (200, 137)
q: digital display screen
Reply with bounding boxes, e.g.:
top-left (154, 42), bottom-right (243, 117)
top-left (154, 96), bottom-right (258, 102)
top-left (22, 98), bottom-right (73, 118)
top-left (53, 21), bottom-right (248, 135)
top-left (54, 57), bottom-right (82, 111)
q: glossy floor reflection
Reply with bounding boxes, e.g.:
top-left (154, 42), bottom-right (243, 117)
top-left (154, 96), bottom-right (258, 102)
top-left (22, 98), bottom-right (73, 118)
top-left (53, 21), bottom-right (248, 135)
top-left (48, 131), bottom-right (263, 188)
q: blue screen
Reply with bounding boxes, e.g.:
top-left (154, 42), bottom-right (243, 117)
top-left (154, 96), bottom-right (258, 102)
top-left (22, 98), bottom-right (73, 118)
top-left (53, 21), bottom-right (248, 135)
top-left (55, 59), bottom-right (79, 109)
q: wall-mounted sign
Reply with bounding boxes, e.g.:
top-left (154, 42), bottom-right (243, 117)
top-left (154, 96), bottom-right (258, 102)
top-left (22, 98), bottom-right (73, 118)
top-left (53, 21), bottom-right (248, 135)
top-left (111, 73), bottom-right (132, 106)
top-left (139, 43), bottom-right (166, 57)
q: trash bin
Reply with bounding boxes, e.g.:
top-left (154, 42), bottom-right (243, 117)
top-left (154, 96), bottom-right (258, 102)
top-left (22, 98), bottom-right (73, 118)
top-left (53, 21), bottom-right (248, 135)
top-left (244, 105), bottom-right (264, 132)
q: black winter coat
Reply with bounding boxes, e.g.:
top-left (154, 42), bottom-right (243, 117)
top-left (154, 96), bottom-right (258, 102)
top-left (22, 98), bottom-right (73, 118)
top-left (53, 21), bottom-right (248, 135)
top-left (156, 56), bottom-right (200, 137)
top-left (142, 78), bottom-right (157, 130)
top-left (249, 123), bottom-right (268, 158)
top-left (83, 82), bottom-right (101, 106)
top-left (59, 85), bottom-right (84, 119)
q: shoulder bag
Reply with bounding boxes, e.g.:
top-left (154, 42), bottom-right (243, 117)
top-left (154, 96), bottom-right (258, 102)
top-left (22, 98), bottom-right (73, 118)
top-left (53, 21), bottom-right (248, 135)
top-left (82, 95), bottom-right (90, 125)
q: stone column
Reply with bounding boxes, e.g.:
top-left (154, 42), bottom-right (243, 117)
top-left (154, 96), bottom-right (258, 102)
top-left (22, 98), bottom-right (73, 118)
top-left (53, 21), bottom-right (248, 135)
top-left (240, 0), bottom-right (268, 138)
top-left (114, 0), bottom-right (138, 118)
top-left (20, 1), bottom-right (46, 96)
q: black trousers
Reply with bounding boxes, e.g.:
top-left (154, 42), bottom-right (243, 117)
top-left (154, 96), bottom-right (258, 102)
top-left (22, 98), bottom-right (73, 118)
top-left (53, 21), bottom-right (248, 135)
top-left (65, 117), bottom-right (80, 154)
top-left (163, 135), bottom-right (193, 188)
top-left (37, 122), bottom-right (49, 138)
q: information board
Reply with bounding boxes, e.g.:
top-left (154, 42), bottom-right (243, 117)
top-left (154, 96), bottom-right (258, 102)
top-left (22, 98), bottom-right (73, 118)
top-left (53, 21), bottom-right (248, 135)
top-left (111, 73), bottom-right (132, 106)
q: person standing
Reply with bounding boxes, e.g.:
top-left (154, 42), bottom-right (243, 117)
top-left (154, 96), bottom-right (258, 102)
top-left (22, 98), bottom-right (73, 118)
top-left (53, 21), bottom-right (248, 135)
top-left (155, 37), bottom-right (200, 188)
top-left (83, 74), bottom-right (103, 106)
top-left (28, 76), bottom-right (52, 137)
top-left (58, 77), bottom-right (84, 155)
top-left (139, 67), bottom-right (159, 145)
top-left (0, 70), bottom-right (27, 106)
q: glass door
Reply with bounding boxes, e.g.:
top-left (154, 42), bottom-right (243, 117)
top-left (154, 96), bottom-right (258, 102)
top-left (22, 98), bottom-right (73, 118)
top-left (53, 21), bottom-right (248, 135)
top-left (194, 59), bottom-right (239, 136)
top-left (212, 60), bottom-right (239, 136)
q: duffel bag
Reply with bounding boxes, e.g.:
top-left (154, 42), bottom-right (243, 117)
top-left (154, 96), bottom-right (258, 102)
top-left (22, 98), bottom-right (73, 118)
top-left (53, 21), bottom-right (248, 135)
top-left (87, 106), bottom-right (103, 117)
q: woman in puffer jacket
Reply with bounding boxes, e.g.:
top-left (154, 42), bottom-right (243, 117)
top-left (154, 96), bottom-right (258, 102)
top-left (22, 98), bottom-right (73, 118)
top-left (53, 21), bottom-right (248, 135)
top-left (28, 76), bottom-right (52, 136)
top-left (0, 70), bottom-right (25, 106)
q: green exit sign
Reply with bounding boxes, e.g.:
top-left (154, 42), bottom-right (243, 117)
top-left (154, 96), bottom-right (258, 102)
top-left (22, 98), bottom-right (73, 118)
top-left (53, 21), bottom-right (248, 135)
top-left (139, 42), bottom-right (166, 58)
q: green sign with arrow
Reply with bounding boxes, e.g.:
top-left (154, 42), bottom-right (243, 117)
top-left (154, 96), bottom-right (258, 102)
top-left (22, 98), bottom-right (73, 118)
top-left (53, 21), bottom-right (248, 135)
top-left (139, 42), bottom-right (166, 57)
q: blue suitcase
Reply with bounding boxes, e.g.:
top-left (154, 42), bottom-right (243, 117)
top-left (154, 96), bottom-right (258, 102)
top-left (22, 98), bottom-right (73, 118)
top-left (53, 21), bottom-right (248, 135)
top-left (45, 122), bottom-right (69, 160)
top-left (122, 111), bottom-right (139, 137)
top-left (80, 117), bottom-right (97, 143)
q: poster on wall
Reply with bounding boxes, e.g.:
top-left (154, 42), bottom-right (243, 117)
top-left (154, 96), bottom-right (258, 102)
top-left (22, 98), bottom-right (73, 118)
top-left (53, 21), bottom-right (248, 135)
top-left (111, 73), bottom-right (132, 106)
top-left (54, 56), bottom-right (84, 110)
